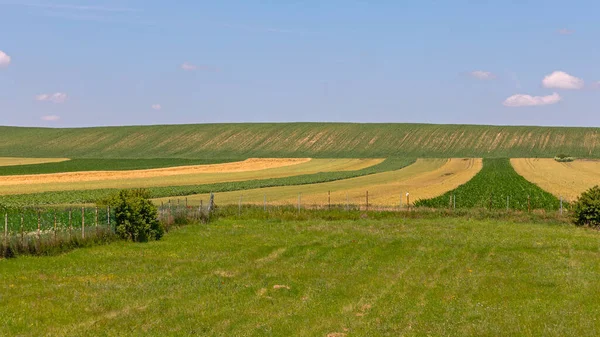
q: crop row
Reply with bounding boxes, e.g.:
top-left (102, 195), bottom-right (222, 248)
top-left (415, 158), bottom-right (561, 211)
top-left (0, 158), bottom-right (416, 207)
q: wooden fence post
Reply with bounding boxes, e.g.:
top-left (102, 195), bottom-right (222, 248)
top-left (37, 210), bottom-right (41, 243)
top-left (4, 213), bottom-right (7, 251)
top-left (81, 207), bottom-right (85, 239)
top-left (20, 214), bottom-right (24, 247)
top-left (366, 191), bottom-right (369, 212)
top-left (328, 191), bottom-right (331, 210)
top-left (69, 209), bottom-right (72, 239)
top-left (53, 213), bottom-right (57, 242)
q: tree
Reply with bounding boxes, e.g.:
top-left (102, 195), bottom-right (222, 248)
top-left (106, 189), bottom-right (164, 242)
top-left (571, 185), bottom-right (600, 228)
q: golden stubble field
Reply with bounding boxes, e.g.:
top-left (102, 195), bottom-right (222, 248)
top-left (511, 158), bottom-right (600, 202)
top-left (0, 158), bottom-right (383, 195)
top-left (164, 158), bottom-right (483, 207)
top-left (0, 157), bottom-right (70, 167)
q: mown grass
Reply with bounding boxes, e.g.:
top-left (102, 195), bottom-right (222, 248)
top-left (1, 216), bottom-right (600, 336)
top-left (0, 158), bottom-right (238, 176)
top-left (416, 158), bottom-right (561, 211)
top-left (0, 123), bottom-right (599, 159)
top-left (0, 158), bottom-right (414, 207)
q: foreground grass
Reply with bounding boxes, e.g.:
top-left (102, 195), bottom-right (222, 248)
top-left (1, 216), bottom-right (600, 336)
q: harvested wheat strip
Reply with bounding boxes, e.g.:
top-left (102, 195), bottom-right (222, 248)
top-left (172, 158), bottom-right (482, 207)
top-left (511, 158), bottom-right (600, 202)
top-left (0, 158), bottom-right (311, 186)
top-left (0, 157), bottom-right (69, 167)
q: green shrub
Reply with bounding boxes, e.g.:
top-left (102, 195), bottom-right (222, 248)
top-left (571, 186), bottom-right (600, 228)
top-left (555, 154), bottom-right (575, 162)
top-left (106, 189), bottom-right (164, 242)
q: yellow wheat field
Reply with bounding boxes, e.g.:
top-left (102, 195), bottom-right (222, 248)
top-left (511, 158), bottom-right (600, 202)
top-left (162, 158), bottom-right (482, 207)
top-left (0, 158), bottom-right (383, 195)
top-left (0, 157), bottom-right (69, 167)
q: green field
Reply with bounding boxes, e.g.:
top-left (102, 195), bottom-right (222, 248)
top-left (0, 158), bottom-right (237, 176)
top-left (416, 158), bottom-right (561, 211)
top-left (1, 123), bottom-right (599, 158)
top-left (2, 215), bottom-right (599, 336)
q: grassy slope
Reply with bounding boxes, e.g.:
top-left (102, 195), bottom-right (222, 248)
top-left (416, 158), bottom-right (561, 210)
top-left (2, 217), bottom-right (600, 336)
top-left (1, 123), bottom-right (599, 158)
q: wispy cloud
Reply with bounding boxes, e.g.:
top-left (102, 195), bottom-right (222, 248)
top-left (0, 50), bottom-right (10, 67)
top-left (503, 93), bottom-right (562, 107)
top-left (469, 70), bottom-right (495, 80)
top-left (36, 92), bottom-right (68, 103)
top-left (181, 62), bottom-right (198, 71)
top-left (542, 71), bottom-right (584, 90)
top-left (558, 28), bottom-right (575, 35)
top-left (41, 115), bottom-right (60, 121)
top-left (0, 2), bottom-right (138, 12)
top-left (0, 2), bottom-right (145, 24)
top-left (152, 104), bottom-right (162, 110)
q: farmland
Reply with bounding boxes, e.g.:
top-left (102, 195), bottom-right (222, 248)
top-left (169, 158), bottom-right (482, 207)
top-left (0, 158), bottom-right (238, 176)
top-left (2, 215), bottom-right (600, 336)
top-left (511, 158), bottom-right (600, 202)
top-left (0, 158), bottom-right (381, 195)
top-left (0, 158), bottom-right (412, 206)
top-left (415, 158), bottom-right (561, 211)
top-left (0, 123), bottom-right (600, 159)
top-left (0, 157), bottom-right (70, 167)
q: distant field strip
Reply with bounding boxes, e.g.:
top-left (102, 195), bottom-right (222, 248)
top-left (416, 158), bottom-right (561, 211)
top-left (0, 158), bottom-right (239, 176)
top-left (0, 157), bottom-right (69, 167)
top-left (168, 158), bottom-right (482, 206)
top-left (512, 158), bottom-right (600, 202)
top-left (0, 158), bottom-right (410, 206)
top-left (0, 158), bottom-right (382, 195)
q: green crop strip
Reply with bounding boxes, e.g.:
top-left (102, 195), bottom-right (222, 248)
top-left (0, 158), bottom-right (415, 207)
top-left (415, 158), bottom-right (561, 211)
top-left (0, 158), bottom-right (240, 176)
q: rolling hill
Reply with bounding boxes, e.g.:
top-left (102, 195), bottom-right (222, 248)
top-left (1, 123), bottom-right (599, 159)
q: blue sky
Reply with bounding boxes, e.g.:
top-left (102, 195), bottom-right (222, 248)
top-left (0, 0), bottom-right (598, 127)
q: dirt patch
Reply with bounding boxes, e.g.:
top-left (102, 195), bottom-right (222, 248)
top-left (256, 248), bottom-right (286, 264)
top-left (273, 285), bottom-right (291, 290)
top-left (214, 270), bottom-right (236, 278)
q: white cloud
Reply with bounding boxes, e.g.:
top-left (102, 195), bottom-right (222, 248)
top-left (469, 71), bottom-right (495, 80)
top-left (152, 104), bottom-right (162, 110)
top-left (41, 115), bottom-right (60, 121)
top-left (542, 71), bottom-right (584, 90)
top-left (35, 92), bottom-right (68, 103)
top-left (181, 62), bottom-right (197, 71)
top-left (558, 28), bottom-right (575, 35)
top-left (0, 51), bottom-right (11, 67)
top-left (503, 93), bottom-right (562, 107)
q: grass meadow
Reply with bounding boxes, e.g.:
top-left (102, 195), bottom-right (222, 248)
top-left (2, 214), bottom-right (600, 336)
top-left (1, 123), bottom-right (599, 159)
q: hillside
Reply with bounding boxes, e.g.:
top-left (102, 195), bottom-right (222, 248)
top-left (1, 123), bottom-right (599, 158)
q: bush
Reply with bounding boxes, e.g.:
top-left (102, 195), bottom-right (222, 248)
top-left (555, 154), bottom-right (575, 162)
top-left (571, 186), bottom-right (600, 228)
top-left (105, 189), bottom-right (164, 242)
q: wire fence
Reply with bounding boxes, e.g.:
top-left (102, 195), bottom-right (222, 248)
top-left (161, 190), bottom-right (568, 216)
